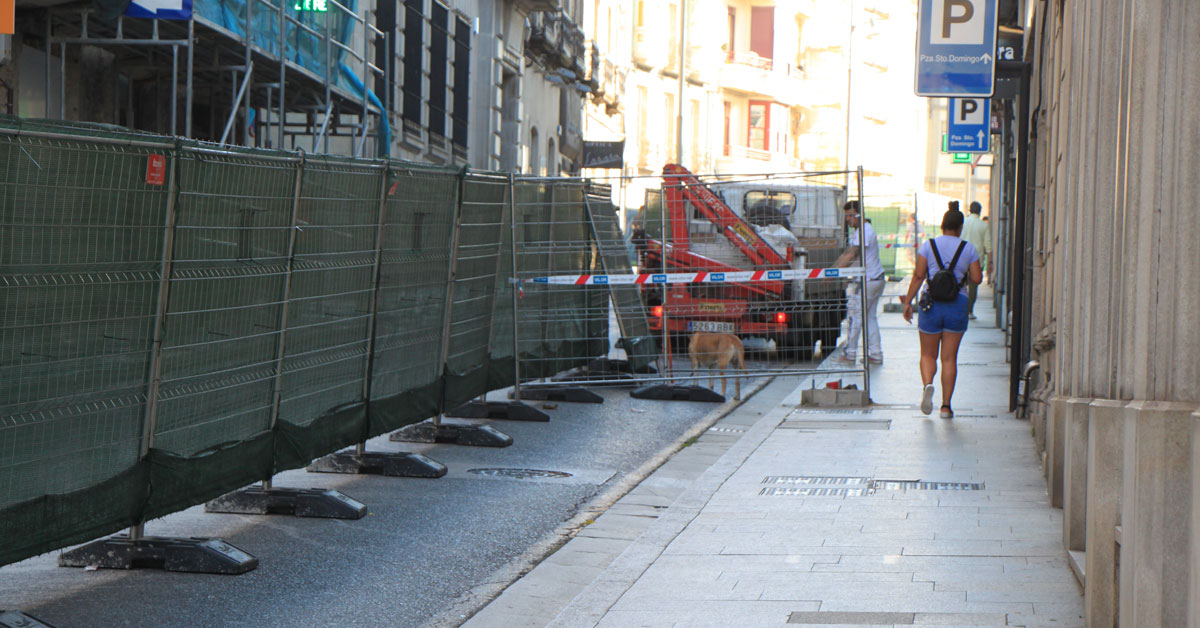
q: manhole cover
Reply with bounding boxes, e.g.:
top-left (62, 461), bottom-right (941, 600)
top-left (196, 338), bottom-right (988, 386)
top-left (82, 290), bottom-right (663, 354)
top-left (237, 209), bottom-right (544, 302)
top-left (468, 468), bottom-right (573, 479)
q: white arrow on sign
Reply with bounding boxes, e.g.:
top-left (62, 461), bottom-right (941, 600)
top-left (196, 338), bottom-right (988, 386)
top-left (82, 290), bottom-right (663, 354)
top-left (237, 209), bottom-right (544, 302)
top-left (981, 52), bottom-right (992, 64)
top-left (977, 130), bottom-right (986, 147)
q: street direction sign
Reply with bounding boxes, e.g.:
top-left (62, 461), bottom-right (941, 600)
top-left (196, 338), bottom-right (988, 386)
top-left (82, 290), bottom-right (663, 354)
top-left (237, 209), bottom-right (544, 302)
top-left (946, 98), bottom-right (990, 153)
top-left (915, 0), bottom-right (999, 97)
top-left (125, 0), bottom-right (192, 19)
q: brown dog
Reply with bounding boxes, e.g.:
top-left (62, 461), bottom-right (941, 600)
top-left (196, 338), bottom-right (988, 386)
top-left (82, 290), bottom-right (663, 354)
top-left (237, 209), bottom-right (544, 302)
top-left (688, 332), bottom-right (745, 400)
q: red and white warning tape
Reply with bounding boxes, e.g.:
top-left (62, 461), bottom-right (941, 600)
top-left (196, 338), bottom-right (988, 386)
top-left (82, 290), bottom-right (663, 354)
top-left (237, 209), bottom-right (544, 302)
top-left (521, 267), bottom-right (867, 286)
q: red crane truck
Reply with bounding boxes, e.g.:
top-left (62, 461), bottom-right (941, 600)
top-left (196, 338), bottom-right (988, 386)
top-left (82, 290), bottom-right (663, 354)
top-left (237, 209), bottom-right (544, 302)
top-left (634, 164), bottom-right (848, 360)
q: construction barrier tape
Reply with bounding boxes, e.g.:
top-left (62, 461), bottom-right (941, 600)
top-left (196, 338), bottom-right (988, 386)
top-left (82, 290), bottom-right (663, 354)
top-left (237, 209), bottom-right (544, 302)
top-left (518, 267), bottom-right (868, 286)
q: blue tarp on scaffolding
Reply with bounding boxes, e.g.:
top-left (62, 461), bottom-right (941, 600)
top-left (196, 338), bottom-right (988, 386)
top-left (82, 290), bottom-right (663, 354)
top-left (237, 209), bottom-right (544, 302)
top-left (193, 0), bottom-right (357, 91)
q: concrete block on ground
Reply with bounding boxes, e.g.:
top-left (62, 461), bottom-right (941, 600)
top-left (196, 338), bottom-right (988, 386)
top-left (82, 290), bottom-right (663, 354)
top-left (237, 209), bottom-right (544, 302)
top-left (799, 388), bottom-right (870, 407)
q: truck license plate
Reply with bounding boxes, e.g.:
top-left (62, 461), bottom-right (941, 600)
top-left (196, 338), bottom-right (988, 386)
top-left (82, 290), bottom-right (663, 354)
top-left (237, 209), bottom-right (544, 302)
top-left (688, 321), bottom-right (735, 333)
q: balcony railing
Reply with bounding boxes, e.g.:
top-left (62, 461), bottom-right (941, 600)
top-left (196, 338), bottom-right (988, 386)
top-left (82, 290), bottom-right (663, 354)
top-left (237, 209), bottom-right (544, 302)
top-left (723, 145), bottom-right (809, 171)
top-left (726, 50), bottom-right (773, 71)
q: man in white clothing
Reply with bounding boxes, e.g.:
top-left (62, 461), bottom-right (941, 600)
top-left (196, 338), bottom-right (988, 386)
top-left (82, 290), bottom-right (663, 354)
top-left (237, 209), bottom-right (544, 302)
top-left (961, 201), bottom-right (992, 319)
top-left (833, 201), bottom-right (885, 364)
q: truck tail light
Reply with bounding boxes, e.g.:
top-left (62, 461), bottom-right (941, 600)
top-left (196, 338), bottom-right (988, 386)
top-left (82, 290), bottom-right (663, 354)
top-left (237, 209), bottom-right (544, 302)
top-left (775, 311), bottom-right (788, 324)
top-left (651, 305), bottom-right (663, 317)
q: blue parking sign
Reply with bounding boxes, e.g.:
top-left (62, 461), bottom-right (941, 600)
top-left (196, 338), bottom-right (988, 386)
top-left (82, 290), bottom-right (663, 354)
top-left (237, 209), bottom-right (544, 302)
top-left (947, 98), bottom-right (990, 153)
top-left (915, 0), bottom-right (998, 97)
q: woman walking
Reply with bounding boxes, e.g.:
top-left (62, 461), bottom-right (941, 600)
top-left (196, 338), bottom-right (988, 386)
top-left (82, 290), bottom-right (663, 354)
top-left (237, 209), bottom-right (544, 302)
top-left (901, 203), bottom-right (983, 418)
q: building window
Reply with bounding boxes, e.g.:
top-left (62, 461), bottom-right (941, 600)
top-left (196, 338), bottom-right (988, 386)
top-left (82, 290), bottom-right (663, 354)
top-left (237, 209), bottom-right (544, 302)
top-left (530, 127), bottom-right (540, 175)
top-left (402, 0), bottom-right (424, 128)
top-left (689, 99), bottom-right (700, 168)
top-left (665, 93), bottom-right (676, 162)
top-left (726, 6), bottom-right (735, 62)
top-left (451, 16), bottom-right (470, 151)
top-left (374, 0), bottom-right (396, 114)
top-left (636, 86), bottom-right (649, 167)
top-left (749, 6), bottom-right (773, 64)
top-left (428, 2), bottom-right (449, 138)
top-left (723, 101), bottom-right (731, 156)
top-left (668, 3), bottom-right (679, 70)
top-left (748, 101), bottom-right (769, 151)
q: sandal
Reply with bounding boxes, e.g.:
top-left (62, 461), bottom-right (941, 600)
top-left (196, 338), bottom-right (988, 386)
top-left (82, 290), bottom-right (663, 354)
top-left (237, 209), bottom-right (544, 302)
top-left (940, 405), bottom-right (954, 419)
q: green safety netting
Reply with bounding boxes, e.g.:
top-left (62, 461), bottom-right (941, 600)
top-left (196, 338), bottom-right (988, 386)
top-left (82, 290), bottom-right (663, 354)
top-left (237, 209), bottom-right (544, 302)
top-left (0, 117), bottom-right (623, 567)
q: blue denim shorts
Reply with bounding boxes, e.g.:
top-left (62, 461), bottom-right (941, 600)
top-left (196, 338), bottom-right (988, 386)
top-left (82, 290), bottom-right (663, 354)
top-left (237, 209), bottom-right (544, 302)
top-left (918, 292), bottom-right (969, 334)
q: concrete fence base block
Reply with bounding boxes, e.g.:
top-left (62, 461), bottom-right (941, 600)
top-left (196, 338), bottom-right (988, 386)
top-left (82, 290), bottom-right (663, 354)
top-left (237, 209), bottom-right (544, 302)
top-left (205, 486), bottom-right (367, 519)
top-left (389, 421), bottom-right (513, 448)
top-left (448, 399), bottom-right (555, 419)
top-left (800, 388), bottom-right (870, 407)
top-left (306, 451), bottom-right (447, 478)
top-left (0, 611), bottom-right (58, 628)
top-left (58, 535), bottom-right (258, 575)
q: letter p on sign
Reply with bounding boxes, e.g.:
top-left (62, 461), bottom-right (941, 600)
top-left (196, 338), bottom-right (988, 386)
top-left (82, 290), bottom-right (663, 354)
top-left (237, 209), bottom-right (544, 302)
top-left (954, 98), bottom-right (985, 124)
top-left (932, 0), bottom-right (983, 45)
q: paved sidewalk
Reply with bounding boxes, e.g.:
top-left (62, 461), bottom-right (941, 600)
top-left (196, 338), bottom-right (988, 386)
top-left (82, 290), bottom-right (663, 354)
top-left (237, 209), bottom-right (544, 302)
top-left (461, 294), bottom-right (1084, 628)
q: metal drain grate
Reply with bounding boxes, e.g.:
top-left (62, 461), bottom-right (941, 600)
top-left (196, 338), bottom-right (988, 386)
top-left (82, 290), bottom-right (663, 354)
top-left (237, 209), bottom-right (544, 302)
top-left (871, 480), bottom-right (984, 491)
top-left (791, 409), bottom-right (873, 415)
top-left (708, 426), bottom-right (746, 433)
top-left (468, 468), bottom-right (573, 479)
top-left (952, 414), bottom-right (1000, 418)
top-left (779, 419), bottom-right (891, 430)
top-left (760, 487), bottom-right (872, 497)
top-left (760, 476), bottom-right (983, 496)
top-left (763, 476), bottom-right (872, 486)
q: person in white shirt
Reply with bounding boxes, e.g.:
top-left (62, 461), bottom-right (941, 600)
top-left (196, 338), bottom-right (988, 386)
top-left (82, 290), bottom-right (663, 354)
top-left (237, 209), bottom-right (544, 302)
top-left (833, 201), bottom-right (885, 365)
top-left (960, 201), bottom-right (992, 319)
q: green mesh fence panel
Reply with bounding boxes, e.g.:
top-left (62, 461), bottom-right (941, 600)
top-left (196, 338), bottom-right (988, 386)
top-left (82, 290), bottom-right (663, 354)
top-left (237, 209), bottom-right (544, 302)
top-left (512, 181), bottom-right (554, 379)
top-left (367, 163), bottom-right (459, 431)
top-left (583, 189), bottom-right (658, 371)
top-left (486, 176), bottom-right (519, 391)
top-left (0, 123), bottom-right (170, 563)
top-left (550, 183), bottom-right (598, 371)
top-left (276, 156), bottom-right (381, 434)
top-left (511, 180), bottom-right (599, 380)
top-left (153, 148), bottom-right (298, 456)
top-left (863, 205), bottom-right (902, 277)
top-left (442, 173), bottom-right (509, 407)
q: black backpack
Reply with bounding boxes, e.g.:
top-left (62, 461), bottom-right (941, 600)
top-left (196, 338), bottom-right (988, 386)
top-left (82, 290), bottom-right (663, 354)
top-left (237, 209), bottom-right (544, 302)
top-left (927, 240), bottom-right (967, 302)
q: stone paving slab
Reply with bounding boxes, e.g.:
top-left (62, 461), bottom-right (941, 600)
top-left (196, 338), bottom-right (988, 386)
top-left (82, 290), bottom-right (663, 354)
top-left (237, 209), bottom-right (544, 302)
top-left (459, 295), bottom-right (1084, 628)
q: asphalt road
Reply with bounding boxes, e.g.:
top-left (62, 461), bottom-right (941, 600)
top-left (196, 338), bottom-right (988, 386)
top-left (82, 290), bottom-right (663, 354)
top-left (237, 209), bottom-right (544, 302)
top-left (0, 364), bottom-right (803, 628)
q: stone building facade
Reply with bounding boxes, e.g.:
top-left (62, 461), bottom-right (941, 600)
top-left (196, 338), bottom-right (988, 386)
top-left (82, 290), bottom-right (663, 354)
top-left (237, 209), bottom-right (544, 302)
top-left (1024, 0), bottom-right (1200, 625)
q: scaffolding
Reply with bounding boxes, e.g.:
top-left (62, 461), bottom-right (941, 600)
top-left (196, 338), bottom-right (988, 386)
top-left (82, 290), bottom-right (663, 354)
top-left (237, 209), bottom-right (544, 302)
top-left (42, 0), bottom-right (383, 156)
